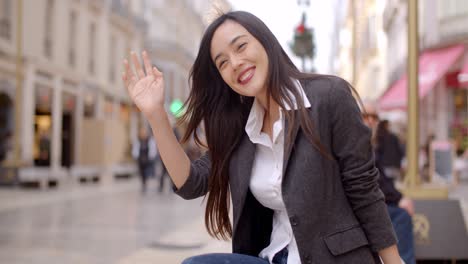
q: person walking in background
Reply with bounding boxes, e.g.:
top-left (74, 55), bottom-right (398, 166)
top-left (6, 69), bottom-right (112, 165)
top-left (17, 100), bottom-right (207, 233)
top-left (132, 126), bottom-right (157, 193)
top-left (123, 11), bottom-right (402, 264)
top-left (363, 102), bottom-right (416, 264)
top-left (376, 120), bottom-right (405, 181)
top-left (36, 130), bottom-right (51, 167)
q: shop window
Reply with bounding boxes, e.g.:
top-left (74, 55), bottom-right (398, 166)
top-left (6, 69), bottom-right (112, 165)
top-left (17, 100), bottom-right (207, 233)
top-left (0, 92), bottom-right (12, 162)
top-left (452, 89), bottom-right (467, 154)
top-left (34, 84), bottom-right (52, 166)
top-left (84, 91), bottom-right (96, 118)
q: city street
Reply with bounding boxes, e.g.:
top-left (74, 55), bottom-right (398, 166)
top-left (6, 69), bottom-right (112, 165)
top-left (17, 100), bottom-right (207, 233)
top-left (0, 174), bottom-right (467, 264)
top-left (0, 177), bottom-right (230, 264)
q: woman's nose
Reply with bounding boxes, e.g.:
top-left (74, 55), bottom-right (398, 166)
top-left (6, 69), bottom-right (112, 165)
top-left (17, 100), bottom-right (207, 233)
top-left (231, 55), bottom-right (243, 71)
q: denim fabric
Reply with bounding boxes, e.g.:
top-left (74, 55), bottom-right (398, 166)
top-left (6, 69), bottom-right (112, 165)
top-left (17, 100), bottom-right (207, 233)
top-left (181, 253), bottom-right (268, 264)
top-left (271, 247), bottom-right (288, 264)
top-left (181, 247), bottom-right (288, 264)
top-left (387, 205), bottom-right (416, 264)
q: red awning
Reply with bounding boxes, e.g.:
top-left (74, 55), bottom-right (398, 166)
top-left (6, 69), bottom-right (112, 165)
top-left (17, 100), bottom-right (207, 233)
top-left (458, 59), bottom-right (468, 87)
top-left (379, 44), bottom-right (465, 110)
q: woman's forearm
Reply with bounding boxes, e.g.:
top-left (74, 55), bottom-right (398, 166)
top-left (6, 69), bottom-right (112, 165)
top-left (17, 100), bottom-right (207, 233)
top-left (148, 108), bottom-right (191, 189)
top-left (378, 244), bottom-right (401, 264)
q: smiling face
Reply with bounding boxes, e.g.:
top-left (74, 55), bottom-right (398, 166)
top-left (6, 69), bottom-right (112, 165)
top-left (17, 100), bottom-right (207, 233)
top-left (210, 20), bottom-right (269, 99)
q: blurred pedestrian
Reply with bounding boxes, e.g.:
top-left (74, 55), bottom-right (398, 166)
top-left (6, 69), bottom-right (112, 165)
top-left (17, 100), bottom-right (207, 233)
top-left (123, 11), bottom-right (401, 264)
top-left (36, 130), bottom-right (51, 166)
top-left (376, 120), bottom-right (405, 181)
top-left (363, 102), bottom-right (416, 264)
top-left (0, 130), bottom-right (11, 163)
top-left (132, 126), bottom-right (156, 193)
top-left (156, 125), bottom-right (180, 193)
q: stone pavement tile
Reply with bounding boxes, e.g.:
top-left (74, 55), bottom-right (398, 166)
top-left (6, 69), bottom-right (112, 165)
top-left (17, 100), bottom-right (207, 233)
top-left (0, 246), bottom-right (99, 264)
top-left (0, 179), bottom-right (139, 212)
top-left (118, 216), bottom-right (231, 264)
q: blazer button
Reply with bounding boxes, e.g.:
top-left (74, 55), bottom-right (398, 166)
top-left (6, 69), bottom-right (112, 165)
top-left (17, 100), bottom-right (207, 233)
top-left (290, 216), bottom-right (299, 226)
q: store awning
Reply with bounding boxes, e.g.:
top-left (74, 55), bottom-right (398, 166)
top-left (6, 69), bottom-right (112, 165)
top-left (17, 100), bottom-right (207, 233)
top-left (379, 44), bottom-right (465, 110)
top-left (458, 59), bottom-right (468, 87)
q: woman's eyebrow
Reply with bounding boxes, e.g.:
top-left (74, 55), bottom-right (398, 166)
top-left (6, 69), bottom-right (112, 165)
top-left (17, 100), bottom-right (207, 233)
top-left (214, 35), bottom-right (247, 64)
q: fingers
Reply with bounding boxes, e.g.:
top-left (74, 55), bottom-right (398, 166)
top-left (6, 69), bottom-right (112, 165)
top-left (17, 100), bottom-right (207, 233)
top-left (122, 51), bottom-right (159, 92)
top-left (142, 51), bottom-right (153, 77)
top-left (123, 59), bottom-right (138, 91)
top-left (153, 66), bottom-right (162, 78)
top-left (131, 51), bottom-right (145, 79)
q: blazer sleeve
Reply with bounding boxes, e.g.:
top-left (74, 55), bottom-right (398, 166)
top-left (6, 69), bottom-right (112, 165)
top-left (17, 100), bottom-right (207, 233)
top-left (328, 77), bottom-right (397, 252)
top-left (173, 151), bottom-right (211, 200)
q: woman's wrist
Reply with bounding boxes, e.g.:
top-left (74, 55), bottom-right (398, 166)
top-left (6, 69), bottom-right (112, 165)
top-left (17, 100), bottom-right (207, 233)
top-left (378, 244), bottom-right (401, 264)
top-left (146, 107), bottom-right (168, 125)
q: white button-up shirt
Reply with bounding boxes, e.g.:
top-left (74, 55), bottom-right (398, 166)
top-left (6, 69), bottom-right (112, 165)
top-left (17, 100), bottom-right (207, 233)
top-left (246, 81), bottom-right (311, 264)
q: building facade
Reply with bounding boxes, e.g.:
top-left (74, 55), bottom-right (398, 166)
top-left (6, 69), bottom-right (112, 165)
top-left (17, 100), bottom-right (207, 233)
top-left (0, 0), bottom-right (147, 184)
top-left (337, 0), bottom-right (388, 100)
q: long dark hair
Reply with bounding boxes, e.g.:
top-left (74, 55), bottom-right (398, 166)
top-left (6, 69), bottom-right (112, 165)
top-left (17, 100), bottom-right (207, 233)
top-left (178, 11), bottom-right (347, 240)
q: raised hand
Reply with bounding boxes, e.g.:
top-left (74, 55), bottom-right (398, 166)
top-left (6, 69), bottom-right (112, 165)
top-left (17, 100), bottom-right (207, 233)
top-left (122, 51), bottom-right (165, 118)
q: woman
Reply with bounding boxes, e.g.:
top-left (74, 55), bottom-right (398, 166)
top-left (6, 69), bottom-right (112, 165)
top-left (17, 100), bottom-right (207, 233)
top-left (122, 11), bottom-right (401, 264)
top-left (376, 120), bottom-right (405, 180)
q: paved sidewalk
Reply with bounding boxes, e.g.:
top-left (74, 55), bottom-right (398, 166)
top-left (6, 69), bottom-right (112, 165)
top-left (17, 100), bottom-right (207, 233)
top-left (118, 216), bottom-right (231, 264)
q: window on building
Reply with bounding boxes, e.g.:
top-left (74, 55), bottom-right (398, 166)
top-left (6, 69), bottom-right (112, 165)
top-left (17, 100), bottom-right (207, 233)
top-left (109, 34), bottom-right (116, 82)
top-left (68, 10), bottom-right (77, 67)
top-left (0, 0), bottom-right (11, 40)
top-left (89, 22), bottom-right (96, 75)
top-left (44, 0), bottom-right (54, 59)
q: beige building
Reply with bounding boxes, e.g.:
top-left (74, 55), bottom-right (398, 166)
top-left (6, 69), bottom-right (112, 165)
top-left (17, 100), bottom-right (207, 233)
top-left (0, 0), bottom-right (147, 185)
top-left (337, 0), bottom-right (388, 100)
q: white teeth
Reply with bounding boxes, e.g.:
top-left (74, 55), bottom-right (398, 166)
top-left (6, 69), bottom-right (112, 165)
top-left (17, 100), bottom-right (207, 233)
top-left (239, 69), bottom-right (253, 82)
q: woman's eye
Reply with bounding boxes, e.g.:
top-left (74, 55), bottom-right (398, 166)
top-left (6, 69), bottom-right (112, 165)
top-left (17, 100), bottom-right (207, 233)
top-left (219, 60), bottom-right (226, 68)
top-left (238, 43), bottom-right (247, 50)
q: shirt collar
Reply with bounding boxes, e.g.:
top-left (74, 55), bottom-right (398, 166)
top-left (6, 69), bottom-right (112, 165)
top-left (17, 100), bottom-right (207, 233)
top-left (245, 79), bottom-right (311, 140)
top-left (283, 79), bottom-right (311, 110)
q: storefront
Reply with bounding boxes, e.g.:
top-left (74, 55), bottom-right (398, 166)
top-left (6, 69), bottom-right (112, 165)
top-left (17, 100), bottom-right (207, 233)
top-left (378, 44), bottom-right (466, 149)
top-left (446, 57), bottom-right (468, 155)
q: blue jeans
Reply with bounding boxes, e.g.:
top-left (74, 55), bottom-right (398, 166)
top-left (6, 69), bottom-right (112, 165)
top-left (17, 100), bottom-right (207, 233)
top-left (181, 247), bottom-right (288, 264)
top-left (387, 205), bottom-right (416, 264)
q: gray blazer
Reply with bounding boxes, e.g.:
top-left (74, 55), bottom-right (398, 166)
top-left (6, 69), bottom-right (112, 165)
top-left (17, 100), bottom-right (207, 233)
top-left (175, 76), bottom-right (397, 264)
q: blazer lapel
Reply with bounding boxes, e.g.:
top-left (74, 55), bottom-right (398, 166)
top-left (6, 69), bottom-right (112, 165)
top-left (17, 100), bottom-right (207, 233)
top-left (231, 133), bottom-right (256, 234)
top-left (283, 111), bottom-right (301, 177)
